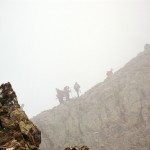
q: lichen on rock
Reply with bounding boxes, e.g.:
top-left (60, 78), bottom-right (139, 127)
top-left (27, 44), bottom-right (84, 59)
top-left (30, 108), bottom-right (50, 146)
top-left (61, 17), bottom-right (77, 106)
top-left (0, 82), bottom-right (41, 150)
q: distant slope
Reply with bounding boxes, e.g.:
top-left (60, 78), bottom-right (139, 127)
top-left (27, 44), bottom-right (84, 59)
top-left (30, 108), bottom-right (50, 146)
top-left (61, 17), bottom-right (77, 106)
top-left (33, 44), bottom-right (150, 150)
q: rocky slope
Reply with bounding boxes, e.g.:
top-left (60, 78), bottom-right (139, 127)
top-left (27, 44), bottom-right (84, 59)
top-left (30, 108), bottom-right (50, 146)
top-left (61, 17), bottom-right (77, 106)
top-left (0, 82), bottom-right (41, 150)
top-left (33, 44), bottom-right (150, 150)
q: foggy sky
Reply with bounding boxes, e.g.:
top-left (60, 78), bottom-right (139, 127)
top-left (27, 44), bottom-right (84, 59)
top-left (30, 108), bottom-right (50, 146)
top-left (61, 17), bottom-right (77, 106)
top-left (0, 0), bottom-right (150, 117)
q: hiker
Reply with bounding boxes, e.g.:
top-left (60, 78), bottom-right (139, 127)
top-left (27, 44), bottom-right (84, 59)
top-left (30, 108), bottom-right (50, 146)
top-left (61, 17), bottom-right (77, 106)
top-left (56, 88), bottom-right (64, 103)
top-left (21, 104), bottom-right (24, 110)
top-left (74, 82), bottom-right (80, 97)
top-left (64, 86), bottom-right (70, 101)
top-left (106, 68), bottom-right (113, 77)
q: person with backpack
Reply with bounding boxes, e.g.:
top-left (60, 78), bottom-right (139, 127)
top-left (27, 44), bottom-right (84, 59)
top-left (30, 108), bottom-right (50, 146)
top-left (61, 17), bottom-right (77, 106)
top-left (56, 88), bottom-right (64, 103)
top-left (74, 82), bottom-right (80, 97)
top-left (64, 86), bottom-right (70, 101)
top-left (106, 68), bottom-right (113, 77)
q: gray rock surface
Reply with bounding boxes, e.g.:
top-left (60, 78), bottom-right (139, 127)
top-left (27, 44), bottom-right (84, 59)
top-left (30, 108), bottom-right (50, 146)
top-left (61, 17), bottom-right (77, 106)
top-left (33, 44), bottom-right (150, 150)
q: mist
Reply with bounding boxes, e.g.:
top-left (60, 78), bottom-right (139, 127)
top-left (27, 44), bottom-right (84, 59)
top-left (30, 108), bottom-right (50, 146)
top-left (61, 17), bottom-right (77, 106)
top-left (0, 0), bottom-right (150, 117)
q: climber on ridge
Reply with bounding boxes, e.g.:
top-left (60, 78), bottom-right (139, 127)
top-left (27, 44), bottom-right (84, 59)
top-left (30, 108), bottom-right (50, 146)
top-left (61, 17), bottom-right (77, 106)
top-left (106, 68), bottom-right (113, 77)
top-left (21, 103), bottom-right (25, 110)
top-left (74, 82), bottom-right (80, 97)
top-left (64, 86), bottom-right (70, 101)
top-left (56, 88), bottom-right (64, 103)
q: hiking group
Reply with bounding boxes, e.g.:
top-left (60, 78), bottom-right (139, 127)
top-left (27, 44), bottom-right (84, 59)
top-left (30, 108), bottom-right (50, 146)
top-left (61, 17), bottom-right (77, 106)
top-left (56, 69), bottom-right (113, 104)
top-left (56, 82), bottom-right (80, 104)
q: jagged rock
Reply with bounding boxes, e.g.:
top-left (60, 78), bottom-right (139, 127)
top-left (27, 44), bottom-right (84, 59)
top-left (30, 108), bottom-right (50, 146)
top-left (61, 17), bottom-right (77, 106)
top-left (0, 82), bottom-right (41, 150)
top-left (64, 145), bottom-right (89, 150)
top-left (33, 44), bottom-right (150, 150)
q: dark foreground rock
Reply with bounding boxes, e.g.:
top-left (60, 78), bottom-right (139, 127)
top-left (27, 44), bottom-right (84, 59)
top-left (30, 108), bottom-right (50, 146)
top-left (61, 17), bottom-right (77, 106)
top-left (0, 82), bottom-right (41, 150)
top-left (64, 145), bottom-right (89, 150)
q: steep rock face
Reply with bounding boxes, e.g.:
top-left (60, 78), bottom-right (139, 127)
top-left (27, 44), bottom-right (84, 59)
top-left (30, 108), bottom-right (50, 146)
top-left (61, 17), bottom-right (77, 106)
top-left (33, 44), bottom-right (150, 150)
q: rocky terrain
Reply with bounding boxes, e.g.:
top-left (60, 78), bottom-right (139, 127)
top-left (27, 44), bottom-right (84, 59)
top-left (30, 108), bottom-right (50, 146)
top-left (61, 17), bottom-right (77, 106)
top-left (33, 44), bottom-right (150, 150)
top-left (0, 83), bottom-right (41, 150)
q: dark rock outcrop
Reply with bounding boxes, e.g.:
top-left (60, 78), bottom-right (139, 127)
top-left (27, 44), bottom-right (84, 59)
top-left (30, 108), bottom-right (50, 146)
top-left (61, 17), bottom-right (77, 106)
top-left (33, 44), bottom-right (150, 150)
top-left (0, 82), bottom-right (41, 150)
top-left (64, 145), bottom-right (89, 150)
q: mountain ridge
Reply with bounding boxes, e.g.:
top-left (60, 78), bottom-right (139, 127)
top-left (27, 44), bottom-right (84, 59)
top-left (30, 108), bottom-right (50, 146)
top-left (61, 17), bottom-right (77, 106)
top-left (33, 44), bottom-right (150, 150)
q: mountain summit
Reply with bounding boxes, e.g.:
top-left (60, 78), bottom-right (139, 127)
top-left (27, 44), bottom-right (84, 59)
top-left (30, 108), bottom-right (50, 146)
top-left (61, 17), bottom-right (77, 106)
top-left (33, 44), bottom-right (150, 150)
